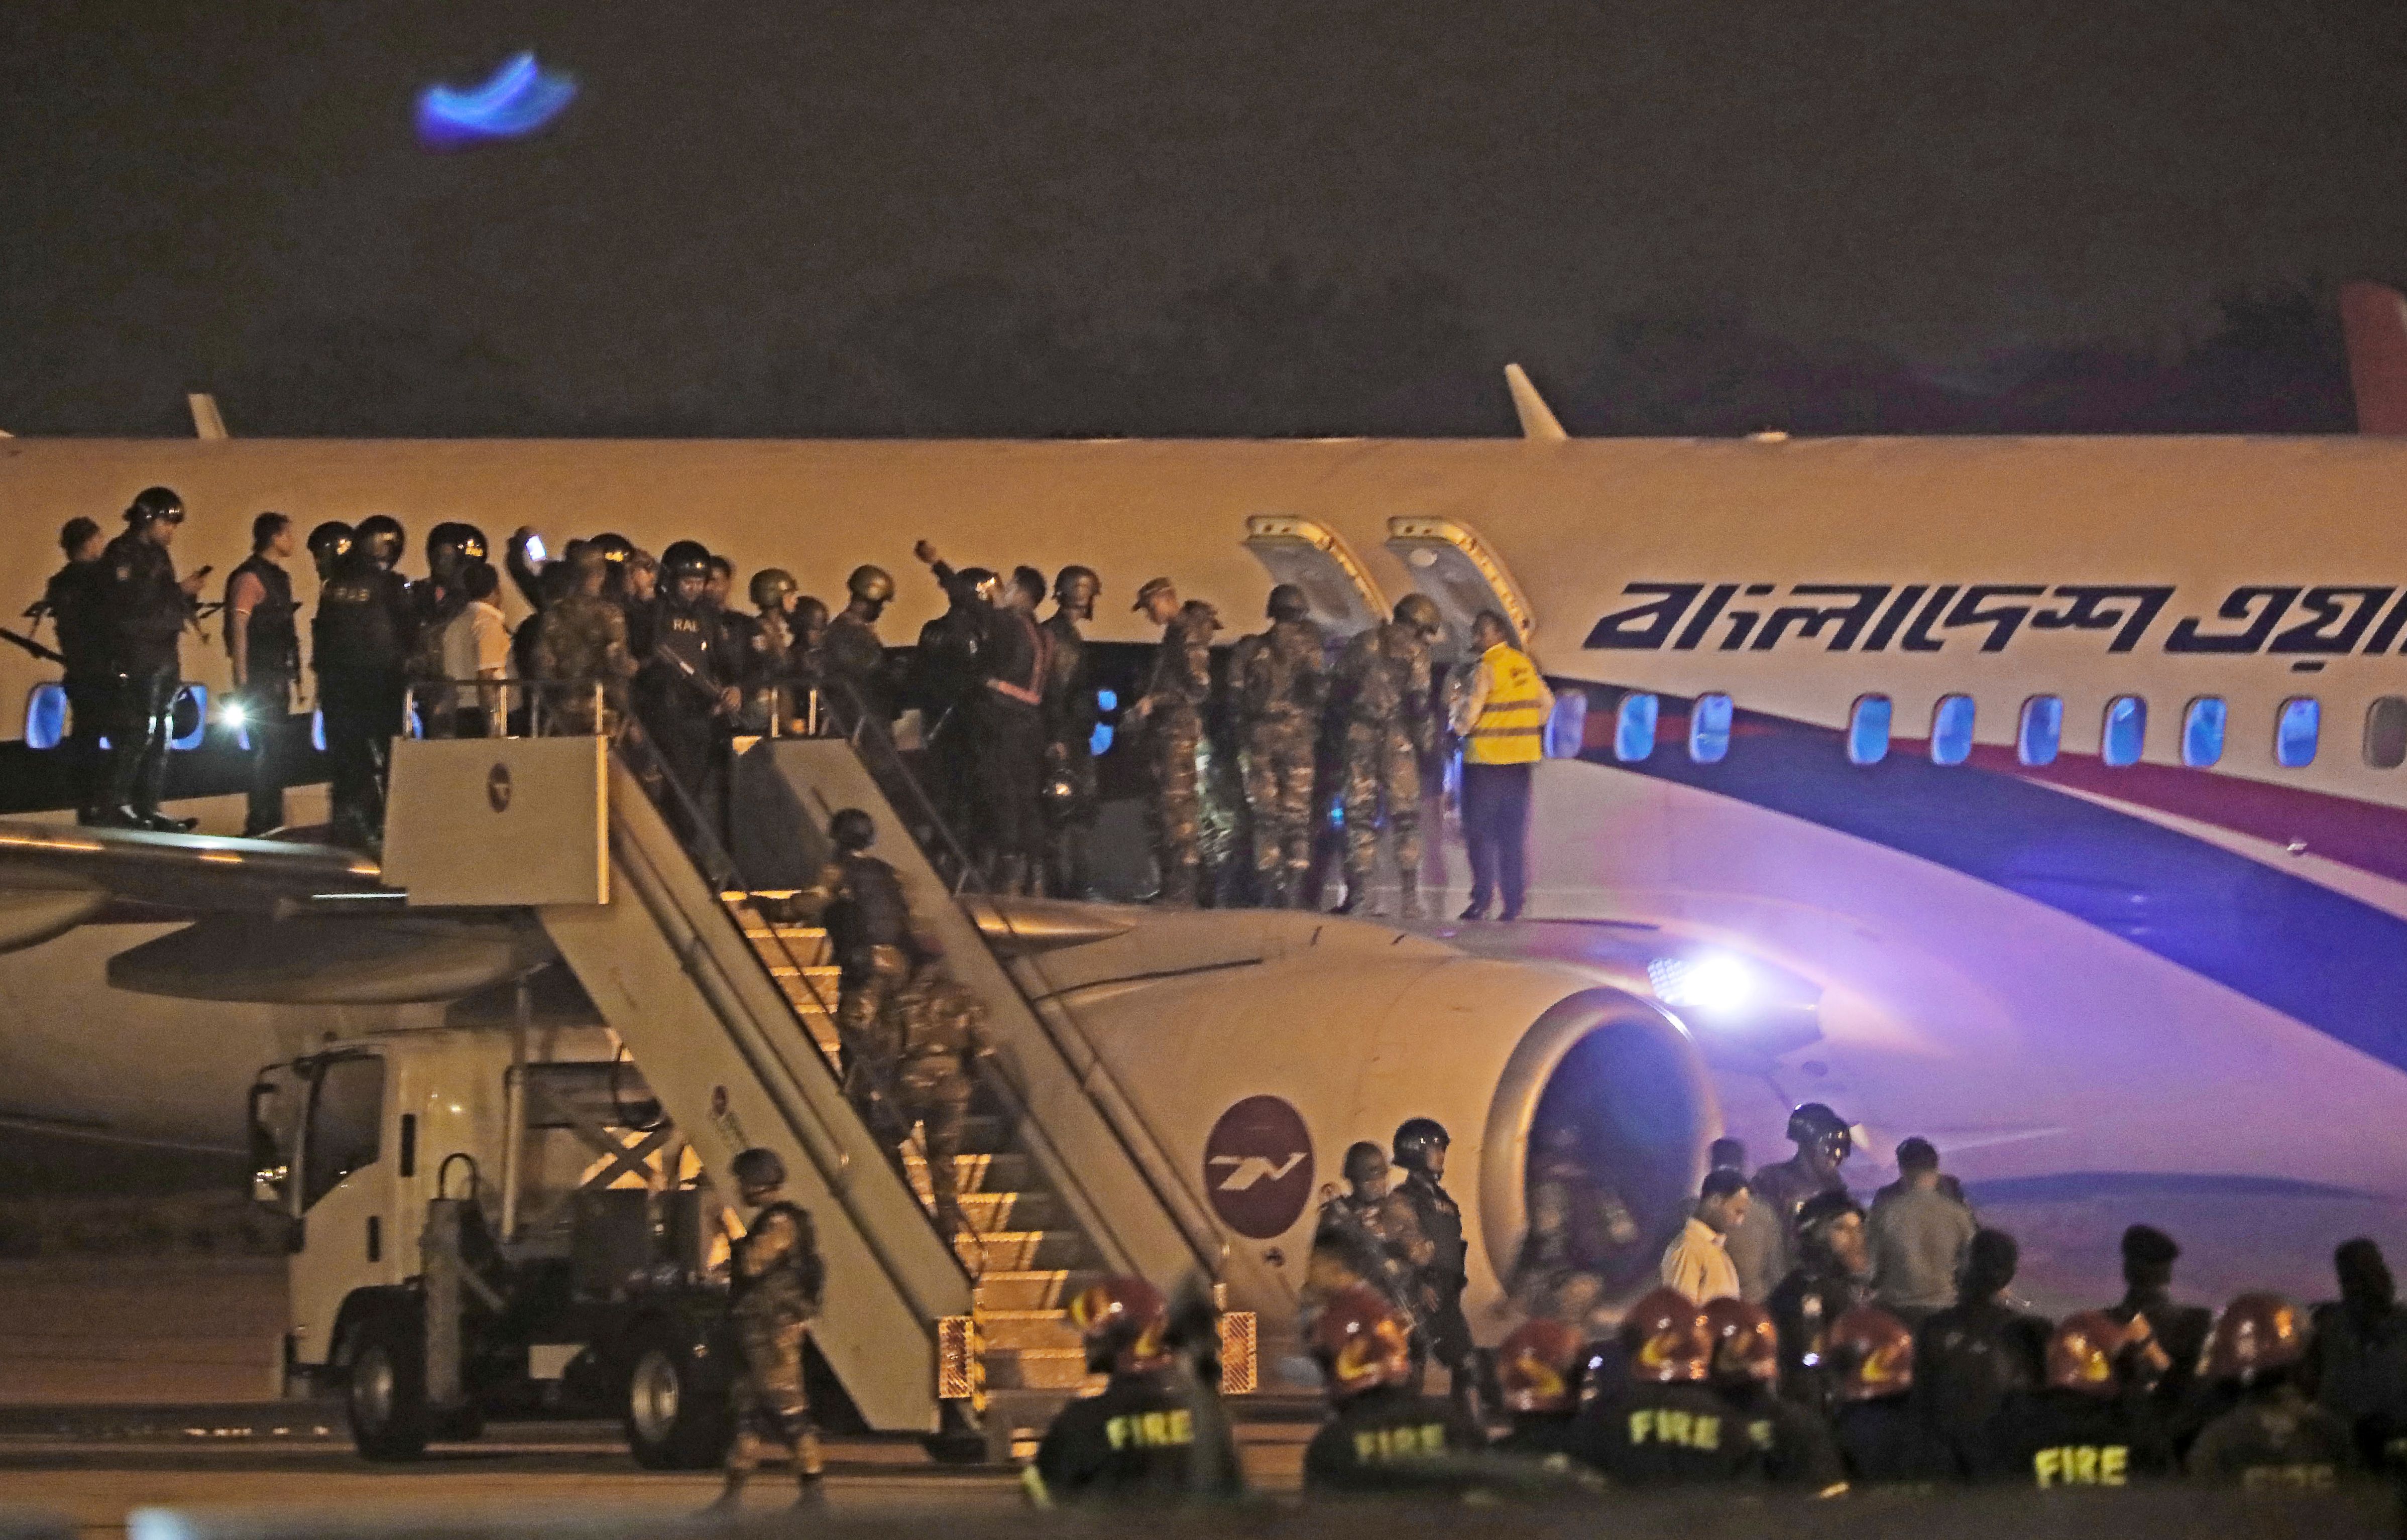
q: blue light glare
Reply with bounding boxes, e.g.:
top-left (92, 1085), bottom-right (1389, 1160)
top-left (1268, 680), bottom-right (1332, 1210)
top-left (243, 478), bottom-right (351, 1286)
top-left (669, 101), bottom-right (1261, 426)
top-left (416, 52), bottom-right (578, 150)
top-left (1090, 688), bottom-right (1118, 755)
top-left (24, 683), bottom-right (66, 751)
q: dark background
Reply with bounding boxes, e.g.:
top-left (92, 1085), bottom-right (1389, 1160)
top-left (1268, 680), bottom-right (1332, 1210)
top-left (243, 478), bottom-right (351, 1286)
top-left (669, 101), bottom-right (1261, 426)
top-left (5, 0), bottom-right (2402, 438)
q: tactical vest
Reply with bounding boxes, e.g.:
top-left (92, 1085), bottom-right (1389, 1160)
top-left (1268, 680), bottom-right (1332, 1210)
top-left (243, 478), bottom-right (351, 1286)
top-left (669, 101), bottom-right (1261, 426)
top-left (731, 1200), bottom-right (825, 1308)
top-left (1463, 643), bottom-right (1547, 765)
top-left (224, 556), bottom-right (300, 678)
top-left (825, 854), bottom-right (910, 962)
top-left (313, 557), bottom-right (408, 671)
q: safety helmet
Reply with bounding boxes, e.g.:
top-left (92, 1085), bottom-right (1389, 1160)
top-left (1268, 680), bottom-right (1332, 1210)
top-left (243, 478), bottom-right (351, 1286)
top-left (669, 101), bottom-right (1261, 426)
top-left (1054, 565), bottom-right (1100, 607)
top-left (306, 521), bottom-right (354, 567)
top-left (2202, 1292), bottom-right (2308, 1386)
top-left (1393, 593), bottom-right (1443, 638)
top-left (589, 532), bottom-right (635, 566)
top-left (1341, 1140), bottom-right (1388, 1185)
top-left (125, 486), bottom-right (185, 526)
top-left (1268, 584), bottom-right (1311, 622)
top-left (1392, 1117), bottom-right (1449, 1172)
top-left (1787, 1103), bottom-right (1850, 1144)
top-left (1828, 1307), bottom-right (1915, 1402)
top-left (1069, 1276), bottom-right (1171, 1375)
top-left (793, 596), bottom-right (831, 634)
top-left (425, 521), bottom-right (488, 564)
top-left (730, 1147), bottom-right (786, 1190)
top-left (1496, 1319), bottom-right (1583, 1414)
top-left (352, 515), bottom-right (406, 568)
top-left (1311, 1284), bottom-right (1415, 1400)
top-left (1700, 1296), bottom-right (1781, 1386)
top-left (750, 568), bottom-right (798, 610)
top-left (1620, 1287), bottom-right (1711, 1384)
top-left (2044, 1311), bottom-right (2130, 1398)
top-left (847, 565), bottom-right (895, 605)
top-left (829, 807), bottom-right (875, 854)
top-left (660, 540), bottom-right (713, 584)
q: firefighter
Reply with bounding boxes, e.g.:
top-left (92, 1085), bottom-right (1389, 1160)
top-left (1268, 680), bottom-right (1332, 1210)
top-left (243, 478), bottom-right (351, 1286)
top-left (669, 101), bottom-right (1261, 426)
top-left (1027, 1276), bottom-right (1242, 1504)
top-left (312, 514), bottom-right (414, 849)
top-left (1040, 565), bottom-right (1101, 898)
top-left (1825, 1306), bottom-right (1954, 1486)
top-left (1768, 1190), bottom-right (1873, 1412)
top-left (1329, 593), bottom-right (1440, 919)
top-left (1451, 608), bottom-right (1553, 920)
top-left (1124, 577), bottom-right (1215, 906)
top-left (795, 808), bottom-right (913, 1129)
top-left (1981, 1311), bottom-right (2174, 1486)
top-left (634, 540), bottom-right (741, 834)
top-left (1302, 1284), bottom-right (1484, 1491)
top-left (531, 544), bottom-right (638, 736)
top-left (1229, 584), bottom-right (1327, 908)
top-left (1568, 1287), bottom-right (1749, 1486)
top-left (2187, 1292), bottom-right (2356, 1486)
top-left (1915, 1227), bottom-right (2052, 1477)
top-left (96, 487), bottom-right (204, 832)
top-left (822, 564), bottom-right (896, 729)
top-left (1730, 1101), bottom-right (1854, 1302)
top-left (1509, 1120), bottom-right (1639, 1331)
top-left (43, 517), bottom-right (113, 824)
top-left (2103, 1224), bottom-right (2215, 1442)
top-left (1379, 1117), bottom-right (1473, 1412)
top-left (885, 938), bottom-right (991, 1245)
top-left (1493, 1318), bottom-right (1585, 1462)
top-left (223, 513), bottom-right (300, 835)
top-left (713, 1147), bottom-right (825, 1510)
top-left (1698, 1296), bottom-right (1849, 1492)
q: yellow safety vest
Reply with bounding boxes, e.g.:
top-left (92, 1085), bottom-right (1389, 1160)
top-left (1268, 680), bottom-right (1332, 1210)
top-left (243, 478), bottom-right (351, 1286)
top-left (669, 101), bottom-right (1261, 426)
top-left (1464, 643), bottom-right (1548, 765)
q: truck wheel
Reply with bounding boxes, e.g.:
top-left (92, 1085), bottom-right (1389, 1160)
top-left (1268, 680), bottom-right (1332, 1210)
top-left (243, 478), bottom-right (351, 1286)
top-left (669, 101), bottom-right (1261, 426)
top-left (623, 1320), bottom-right (730, 1470)
top-left (346, 1306), bottom-right (431, 1461)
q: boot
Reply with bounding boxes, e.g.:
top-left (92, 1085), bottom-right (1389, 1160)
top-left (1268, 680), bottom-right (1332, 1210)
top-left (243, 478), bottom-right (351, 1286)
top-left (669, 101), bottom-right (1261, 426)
top-left (1460, 892), bottom-right (1493, 922)
top-left (705, 1471), bottom-right (747, 1514)
top-left (1399, 872), bottom-right (1425, 922)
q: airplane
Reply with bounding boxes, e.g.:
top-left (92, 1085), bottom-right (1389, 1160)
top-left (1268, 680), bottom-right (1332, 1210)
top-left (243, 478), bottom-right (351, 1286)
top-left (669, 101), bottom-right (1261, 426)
top-left (3, 281), bottom-right (2407, 1350)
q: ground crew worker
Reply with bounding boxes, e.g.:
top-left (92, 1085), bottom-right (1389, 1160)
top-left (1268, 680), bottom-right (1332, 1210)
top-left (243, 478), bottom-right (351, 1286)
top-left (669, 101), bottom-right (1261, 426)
top-left (1825, 1306), bottom-right (1954, 1486)
top-left (1302, 1284), bottom-right (1484, 1492)
top-left (98, 487), bottom-right (205, 832)
top-left (908, 554), bottom-right (988, 841)
top-left (1730, 1102), bottom-right (1854, 1302)
top-left (713, 1147), bottom-right (825, 1510)
top-left (1040, 565), bottom-right (1101, 898)
top-left (2187, 1292), bottom-right (2354, 1486)
top-left (1029, 1276), bottom-right (1241, 1505)
top-left (796, 808), bottom-right (913, 1129)
top-left (1305, 1142), bottom-right (1417, 1334)
top-left (1981, 1311), bottom-right (2174, 1486)
top-left (822, 564), bottom-right (896, 729)
top-left (1699, 1296), bottom-right (1848, 1492)
top-left (1769, 1190), bottom-right (1873, 1411)
top-left (886, 939), bottom-right (991, 1244)
top-left (43, 517), bottom-right (113, 824)
top-left (2102, 1224), bottom-right (2214, 1445)
top-left (1661, 1168), bottom-right (1750, 1305)
top-left (1231, 584), bottom-right (1327, 907)
top-left (531, 545), bottom-right (638, 735)
top-left (635, 540), bottom-right (741, 829)
top-left (223, 512), bottom-right (300, 836)
top-left (1568, 1287), bottom-right (1748, 1486)
top-left (1452, 609), bottom-right (1552, 921)
top-left (1915, 1227), bottom-right (2052, 1477)
top-left (1493, 1318), bottom-right (1585, 1462)
top-left (1329, 593), bottom-right (1440, 919)
top-left (1509, 1120), bottom-right (1639, 1331)
top-left (1376, 1117), bottom-right (1475, 1413)
top-left (1125, 577), bottom-right (1215, 906)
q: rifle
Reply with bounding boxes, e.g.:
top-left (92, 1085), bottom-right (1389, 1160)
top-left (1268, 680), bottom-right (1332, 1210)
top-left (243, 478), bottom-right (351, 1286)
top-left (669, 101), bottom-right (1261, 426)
top-left (649, 639), bottom-right (736, 717)
top-left (1313, 1186), bottom-right (1423, 1334)
top-left (0, 628), bottom-right (64, 666)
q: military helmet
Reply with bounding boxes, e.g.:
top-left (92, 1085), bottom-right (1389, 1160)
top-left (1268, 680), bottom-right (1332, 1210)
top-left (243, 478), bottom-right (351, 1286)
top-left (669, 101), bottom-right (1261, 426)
top-left (1786, 1102), bottom-right (1849, 1142)
top-left (2203, 1292), bottom-right (2308, 1386)
top-left (729, 1147), bottom-right (785, 1189)
top-left (1341, 1140), bottom-right (1388, 1185)
top-left (1311, 1284), bottom-right (1415, 1400)
top-left (847, 564), bottom-right (895, 604)
top-left (425, 521), bottom-right (488, 563)
top-left (1496, 1318), bottom-right (1583, 1414)
top-left (1391, 1116), bottom-right (1448, 1171)
top-left (2044, 1311), bottom-right (2129, 1398)
top-left (1132, 575), bottom-right (1176, 613)
top-left (306, 521), bottom-right (354, 565)
top-left (352, 515), bottom-right (406, 567)
top-left (1054, 564), bottom-right (1100, 605)
top-left (1620, 1287), bottom-right (1711, 1384)
top-left (1828, 1307), bottom-right (1915, 1402)
top-left (660, 540), bottom-right (713, 583)
top-left (749, 568), bottom-right (798, 609)
top-left (1267, 583), bottom-right (1311, 622)
top-left (953, 566), bottom-right (999, 603)
top-left (1393, 593), bottom-right (1442, 637)
top-left (1700, 1296), bottom-right (1781, 1386)
top-left (793, 595), bottom-right (831, 633)
top-left (1069, 1276), bottom-right (1171, 1375)
top-left (125, 485), bottom-right (185, 526)
top-left (589, 532), bottom-right (635, 565)
top-left (829, 807), bottom-right (876, 854)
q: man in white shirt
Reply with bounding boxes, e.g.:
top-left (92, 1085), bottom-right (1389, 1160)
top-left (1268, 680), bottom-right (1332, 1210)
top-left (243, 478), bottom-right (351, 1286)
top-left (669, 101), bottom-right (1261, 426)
top-left (440, 561), bottom-right (512, 737)
top-left (1660, 1168), bottom-right (1750, 1304)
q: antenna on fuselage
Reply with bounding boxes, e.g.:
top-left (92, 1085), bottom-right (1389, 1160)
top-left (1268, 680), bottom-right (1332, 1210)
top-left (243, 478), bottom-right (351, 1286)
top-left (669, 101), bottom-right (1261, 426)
top-left (1503, 364), bottom-right (1568, 442)
top-left (187, 393), bottom-right (228, 440)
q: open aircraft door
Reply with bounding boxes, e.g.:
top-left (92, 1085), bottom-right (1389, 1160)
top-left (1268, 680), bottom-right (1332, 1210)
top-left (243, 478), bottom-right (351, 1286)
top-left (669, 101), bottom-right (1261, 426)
top-left (1385, 516), bottom-right (1538, 665)
top-left (1242, 515), bottom-right (1389, 636)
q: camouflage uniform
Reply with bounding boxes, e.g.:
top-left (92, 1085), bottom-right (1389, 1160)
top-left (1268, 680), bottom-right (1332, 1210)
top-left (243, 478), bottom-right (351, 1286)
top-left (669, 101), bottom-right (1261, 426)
top-left (531, 591), bottom-right (636, 735)
top-left (1232, 617), bottom-right (1327, 906)
top-left (727, 1201), bottom-right (825, 1480)
top-left (793, 851), bottom-right (912, 1128)
top-left (887, 964), bottom-right (992, 1241)
top-left (1331, 621), bottom-right (1435, 915)
top-left (1138, 604), bottom-right (1215, 905)
top-left (1039, 608), bottom-right (1099, 897)
top-left (822, 611), bottom-right (891, 727)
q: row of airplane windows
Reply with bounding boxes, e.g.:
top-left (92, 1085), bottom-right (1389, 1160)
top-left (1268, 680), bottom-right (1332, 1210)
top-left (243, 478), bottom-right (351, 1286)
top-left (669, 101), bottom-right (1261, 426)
top-left (1602, 690), bottom-right (2407, 773)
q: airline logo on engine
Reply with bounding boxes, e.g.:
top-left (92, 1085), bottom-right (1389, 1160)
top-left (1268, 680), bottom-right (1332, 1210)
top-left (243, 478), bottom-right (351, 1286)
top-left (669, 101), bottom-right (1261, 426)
top-left (1203, 1095), bottom-right (1314, 1239)
top-left (1585, 582), bottom-right (2407, 657)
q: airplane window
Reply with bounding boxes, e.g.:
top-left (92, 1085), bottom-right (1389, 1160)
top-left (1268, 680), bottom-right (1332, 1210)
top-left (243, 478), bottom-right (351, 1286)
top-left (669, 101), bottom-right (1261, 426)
top-left (1545, 690), bottom-right (1588, 759)
top-left (168, 684), bottom-right (207, 752)
top-left (1689, 693), bottom-right (1733, 764)
top-left (2182, 697), bottom-right (2227, 768)
top-left (1931, 695), bottom-right (1976, 766)
top-left (23, 683), bottom-right (66, 752)
top-left (2018, 696), bottom-right (2062, 766)
top-left (1847, 695), bottom-right (1892, 766)
top-left (2276, 697), bottom-right (2320, 768)
top-left (311, 707), bottom-right (327, 754)
top-left (1615, 693), bottom-right (1659, 762)
top-left (2366, 697), bottom-right (2407, 770)
top-left (2102, 695), bottom-right (2146, 767)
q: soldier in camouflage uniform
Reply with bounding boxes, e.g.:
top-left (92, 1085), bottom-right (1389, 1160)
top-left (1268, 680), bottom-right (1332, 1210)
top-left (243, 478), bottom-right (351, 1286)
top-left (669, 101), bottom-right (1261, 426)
top-left (1232, 584), bottom-right (1328, 907)
top-left (821, 564), bottom-right (896, 729)
top-left (790, 808), bottom-right (913, 1131)
top-left (715, 1147), bottom-right (826, 1510)
top-left (886, 938), bottom-right (993, 1244)
top-left (1125, 579), bottom-right (1218, 906)
top-left (1329, 594), bottom-right (1442, 919)
top-left (530, 545), bottom-right (638, 735)
top-left (1039, 566), bottom-right (1101, 898)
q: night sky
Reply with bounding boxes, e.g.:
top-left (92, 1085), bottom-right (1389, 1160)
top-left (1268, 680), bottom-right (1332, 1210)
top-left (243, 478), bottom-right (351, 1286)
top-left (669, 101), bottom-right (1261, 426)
top-left (5, 0), bottom-right (2403, 437)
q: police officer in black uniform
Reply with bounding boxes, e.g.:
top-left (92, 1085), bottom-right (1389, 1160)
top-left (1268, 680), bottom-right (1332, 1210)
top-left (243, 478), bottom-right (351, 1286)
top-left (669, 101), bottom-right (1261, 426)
top-left (42, 517), bottom-right (113, 823)
top-left (973, 566), bottom-right (1052, 894)
top-left (1381, 1117), bottom-right (1474, 1413)
top-left (224, 512), bottom-right (302, 836)
top-left (99, 487), bottom-right (206, 831)
top-left (1303, 1284), bottom-right (1485, 1492)
top-left (312, 514), bottom-right (416, 850)
top-left (1569, 1287), bottom-right (1751, 1487)
top-left (635, 540), bottom-right (741, 837)
top-left (1041, 565), bottom-right (1101, 898)
top-left (1027, 1276), bottom-right (1241, 1505)
top-left (907, 557), bottom-right (988, 844)
top-left (306, 521), bottom-right (353, 582)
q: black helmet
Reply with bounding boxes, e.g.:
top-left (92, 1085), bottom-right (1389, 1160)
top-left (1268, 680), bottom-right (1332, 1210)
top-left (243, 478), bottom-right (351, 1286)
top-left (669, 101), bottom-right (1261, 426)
top-left (353, 515), bottom-right (406, 568)
top-left (1393, 594), bottom-right (1442, 638)
top-left (847, 564), bottom-right (895, 605)
top-left (1787, 1102), bottom-right (1849, 1143)
top-left (307, 521), bottom-right (354, 565)
top-left (425, 521), bottom-right (488, 564)
top-left (1342, 1141), bottom-right (1389, 1184)
top-left (750, 568), bottom-right (798, 609)
top-left (793, 595), bottom-right (831, 633)
top-left (125, 485), bottom-right (185, 526)
top-left (660, 540), bottom-right (713, 584)
top-left (730, 1147), bottom-right (786, 1190)
top-left (1054, 565), bottom-right (1100, 606)
top-left (1393, 1117), bottom-right (1449, 1172)
top-left (830, 807), bottom-right (875, 854)
top-left (953, 566), bottom-right (999, 603)
top-left (590, 532), bottom-right (635, 566)
top-left (1268, 584), bottom-right (1311, 622)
